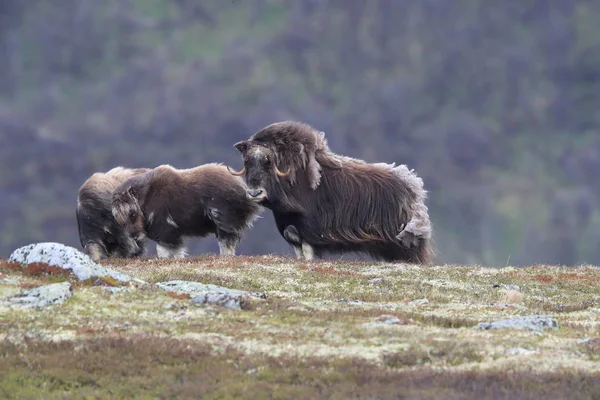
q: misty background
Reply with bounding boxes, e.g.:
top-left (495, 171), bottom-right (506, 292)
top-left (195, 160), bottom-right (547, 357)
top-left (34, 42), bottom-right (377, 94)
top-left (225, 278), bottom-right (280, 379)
top-left (1, 0), bottom-right (599, 267)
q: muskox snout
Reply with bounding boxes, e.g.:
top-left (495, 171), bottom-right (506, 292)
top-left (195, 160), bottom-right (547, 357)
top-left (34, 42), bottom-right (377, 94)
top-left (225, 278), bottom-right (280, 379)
top-left (246, 188), bottom-right (266, 201)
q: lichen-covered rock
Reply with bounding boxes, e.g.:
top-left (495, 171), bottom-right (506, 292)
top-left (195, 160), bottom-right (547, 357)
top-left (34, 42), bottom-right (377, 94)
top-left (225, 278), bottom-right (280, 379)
top-left (190, 292), bottom-right (245, 310)
top-left (6, 282), bottom-right (73, 308)
top-left (475, 315), bottom-right (559, 332)
top-left (8, 242), bottom-right (145, 285)
top-left (156, 280), bottom-right (267, 310)
top-left (506, 347), bottom-right (539, 356)
top-left (362, 315), bottom-right (409, 327)
top-left (409, 298), bottom-right (429, 306)
top-left (337, 298), bottom-right (364, 305)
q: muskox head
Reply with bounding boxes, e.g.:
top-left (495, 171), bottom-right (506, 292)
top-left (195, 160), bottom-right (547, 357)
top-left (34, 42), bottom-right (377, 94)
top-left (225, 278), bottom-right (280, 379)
top-left (229, 141), bottom-right (290, 203)
top-left (111, 185), bottom-right (145, 241)
top-left (230, 121), bottom-right (330, 203)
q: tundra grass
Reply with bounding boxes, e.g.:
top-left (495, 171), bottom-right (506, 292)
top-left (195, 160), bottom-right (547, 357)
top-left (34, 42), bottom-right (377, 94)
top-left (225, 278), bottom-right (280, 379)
top-left (1, 255), bottom-right (600, 398)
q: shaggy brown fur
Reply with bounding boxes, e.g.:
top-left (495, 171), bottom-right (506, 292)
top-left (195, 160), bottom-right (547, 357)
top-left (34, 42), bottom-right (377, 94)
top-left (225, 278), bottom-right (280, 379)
top-left (231, 121), bottom-right (433, 264)
top-left (76, 166), bottom-right (150, 261)
top-left (111, 163), bottom-right (262, 258)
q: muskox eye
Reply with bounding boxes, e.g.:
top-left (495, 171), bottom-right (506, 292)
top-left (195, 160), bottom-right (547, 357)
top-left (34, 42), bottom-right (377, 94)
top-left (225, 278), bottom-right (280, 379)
top-left (129, 210), bottom-right (136, 221)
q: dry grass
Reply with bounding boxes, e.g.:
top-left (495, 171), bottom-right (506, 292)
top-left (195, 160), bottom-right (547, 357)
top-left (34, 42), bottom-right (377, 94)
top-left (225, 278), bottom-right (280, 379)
top-left (1, 336), bottom-right (600, 400)
top-left (1, 255), bottom-right (600, 398)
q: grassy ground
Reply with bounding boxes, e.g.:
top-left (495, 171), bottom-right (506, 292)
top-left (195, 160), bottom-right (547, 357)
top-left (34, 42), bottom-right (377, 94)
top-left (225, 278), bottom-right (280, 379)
top-left (1, 255), bottom-right (600, 399)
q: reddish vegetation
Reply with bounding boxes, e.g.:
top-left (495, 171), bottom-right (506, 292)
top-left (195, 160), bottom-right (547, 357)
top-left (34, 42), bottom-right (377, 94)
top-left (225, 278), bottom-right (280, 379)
top-left (166, 291), bottom-right (191, 300)
top-left (534, 274), bottom-right (554, 283)
top-left (0, 259), bottom-right (126, 287)
top-left (534, 273), bottom-right (597, 286)
top-left (76, 327), bottom-right (104, 335)
top-left (0, 260), bottom-right (23, 272)
top-left (0, 260), bottom-right (72, 279)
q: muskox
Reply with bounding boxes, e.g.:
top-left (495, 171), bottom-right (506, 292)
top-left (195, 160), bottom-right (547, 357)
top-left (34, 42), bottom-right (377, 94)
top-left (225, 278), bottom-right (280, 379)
top-left (76, 166), bottom-right (151, 261)
top-left (111, 163), bottom-right (262, 258)
top-left (229, 121), bottom-right (433, 264)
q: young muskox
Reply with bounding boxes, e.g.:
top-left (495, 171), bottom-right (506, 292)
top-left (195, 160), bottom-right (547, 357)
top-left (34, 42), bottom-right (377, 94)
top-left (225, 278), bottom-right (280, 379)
top-left (77, 166), bottom-right (151, 261)
top-left (111, 163), bottom-right (262, 258)
top-left (229, 121), bottom-right (433, 264)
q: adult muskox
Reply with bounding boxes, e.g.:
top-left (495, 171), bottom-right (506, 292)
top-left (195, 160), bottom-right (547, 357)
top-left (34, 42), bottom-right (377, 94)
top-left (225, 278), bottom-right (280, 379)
top-left (229, 121), bottom-right (433, 264)
top-left (77, 166), bottom-right (151, 261)
top-left (111, 163), bottom-right (262, 258)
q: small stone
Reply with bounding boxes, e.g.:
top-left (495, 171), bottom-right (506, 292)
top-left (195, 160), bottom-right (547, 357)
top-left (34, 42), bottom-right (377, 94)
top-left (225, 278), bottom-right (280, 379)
top-left (5, 282), bottom-right (73, 309)
top-left (375, 315), bottom-right (401, 324)
top-left (475, 315), bottom-right (559, 332)
top-left (506, 347), bottom-right (538, 356)
top-left (368, 278), bottom-right (383, 284)
top-left (338, 298), bottom-right (363, 305)
top-left (503, 284), bottom-right (521, 291)
top-left (101, 287), bottom-right (129, 294)
top-left (409, 298), bottom-right (429, 306)
top-left (578, 337), bottom-right (595, 344)
top-left (500, 289), bottom-right (523, 304)
top-left (363, 314), bottom-right (411, 327)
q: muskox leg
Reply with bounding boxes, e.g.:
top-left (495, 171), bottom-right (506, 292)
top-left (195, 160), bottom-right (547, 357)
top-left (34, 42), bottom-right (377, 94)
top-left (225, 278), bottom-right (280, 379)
top-left (85, 242), bottom-right (107, 262)
top-left (283, 226), bottom-right (314, 261)
top-left (301, 242), bottom-right (314, 260)
top-left (156, 241), bottom-right (187, 259)
top-left (283, 225), bottom-right (305, 259)
top-left (216, 230), bottom-right (239, 257)
top-left (218, 240), bottom-right (237, 256)
top-left (293, 246), bottom-right (303, 259)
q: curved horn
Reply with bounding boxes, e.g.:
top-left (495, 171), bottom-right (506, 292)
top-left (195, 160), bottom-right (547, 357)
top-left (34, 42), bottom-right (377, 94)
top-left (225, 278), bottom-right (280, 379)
top-left (227, 166), bottom-right (246, 176)
top-left (274, 164), bottom-right (290, 177)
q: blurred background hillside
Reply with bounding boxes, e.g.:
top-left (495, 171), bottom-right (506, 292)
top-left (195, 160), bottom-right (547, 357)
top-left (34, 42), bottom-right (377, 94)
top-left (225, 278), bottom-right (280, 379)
top-left (1, 0), bottom-right (599, 266)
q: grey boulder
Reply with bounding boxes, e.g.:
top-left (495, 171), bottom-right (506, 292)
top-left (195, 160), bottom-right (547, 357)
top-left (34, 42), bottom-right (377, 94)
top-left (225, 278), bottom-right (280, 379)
top-left (156, 280), bottom-right (267, 311)
top-left (475, 315), bottom-right (559, 332)
top-left (6, 282), bottom-right (73, 309)
top-left (8, 242), bottom-right (144, 285)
